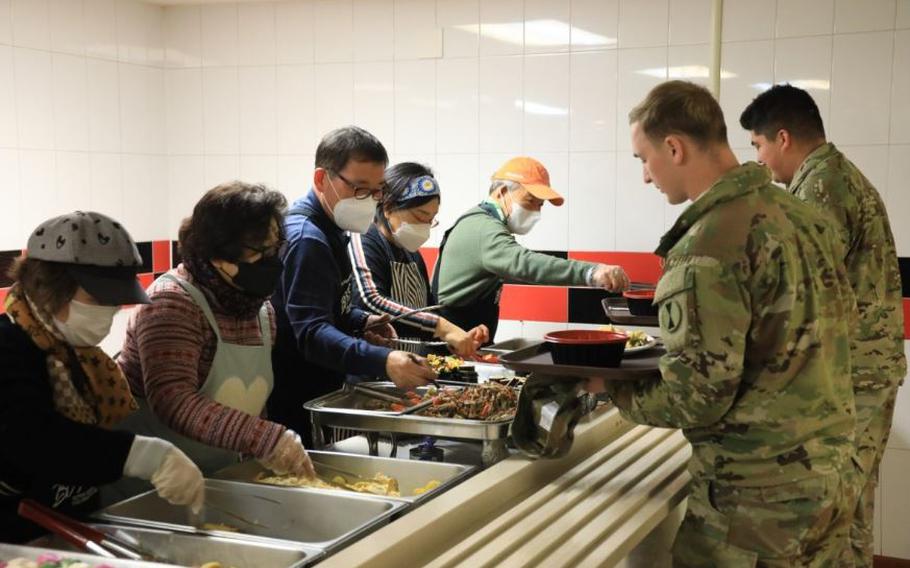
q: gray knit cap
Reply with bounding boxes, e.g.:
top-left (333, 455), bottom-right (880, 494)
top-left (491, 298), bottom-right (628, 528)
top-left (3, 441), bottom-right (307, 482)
top-left (26, 211), bottom-right (149, 305)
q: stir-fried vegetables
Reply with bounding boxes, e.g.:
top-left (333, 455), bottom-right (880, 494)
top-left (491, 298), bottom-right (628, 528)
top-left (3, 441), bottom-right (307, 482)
top-left (420, 383), bottom-right (517, 421)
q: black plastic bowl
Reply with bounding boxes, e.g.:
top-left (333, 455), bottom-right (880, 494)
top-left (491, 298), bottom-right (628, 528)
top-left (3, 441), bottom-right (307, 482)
top-left (623, 289), bottom-right (658, 317)
top-left (544, 330), bottom-right (629, 368)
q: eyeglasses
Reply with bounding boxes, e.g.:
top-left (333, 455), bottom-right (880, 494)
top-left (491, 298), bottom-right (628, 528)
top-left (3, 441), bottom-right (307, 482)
top-left (405, 209), bottom-right (439, 228)
top-left (244, 238), bottom-right (288, 259)
top-left (332, 171), bottom-right (386, 201)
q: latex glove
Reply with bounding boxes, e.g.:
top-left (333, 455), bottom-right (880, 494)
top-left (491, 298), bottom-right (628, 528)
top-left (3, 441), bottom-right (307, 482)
top-left (591, 264), bottom-right (630, 292)
top-left (258, 430), bottom-right (315, 478)
top-left (123, 436), bottom-right (204, 513)
top-left (385, 351), bottom-right (436, 389)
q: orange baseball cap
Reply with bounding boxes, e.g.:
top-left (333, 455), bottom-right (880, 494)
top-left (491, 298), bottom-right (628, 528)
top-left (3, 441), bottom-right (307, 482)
top-left (491, 157), bottom-right (564, 206)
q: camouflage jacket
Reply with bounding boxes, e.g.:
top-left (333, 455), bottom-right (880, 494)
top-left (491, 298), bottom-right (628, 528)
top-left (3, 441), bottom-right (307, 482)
top-left (607, 162), bottom-right (857, 486)
top-left (790, 143), bottom-right (906, 390)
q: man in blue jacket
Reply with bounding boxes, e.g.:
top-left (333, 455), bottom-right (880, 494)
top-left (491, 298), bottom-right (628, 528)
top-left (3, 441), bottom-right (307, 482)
top-left (270, 127), bottom-right (436, 442)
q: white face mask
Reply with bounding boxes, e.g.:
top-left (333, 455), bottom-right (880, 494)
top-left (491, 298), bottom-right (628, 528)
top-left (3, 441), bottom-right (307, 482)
top-left (505, 192), bottom-right (541, 235)
top-left (326, 175), bottom-right (377, 234)
top-left (393, 222), bottom-right (432, 252)
top-left (53, 300), bottom-right (118, 347)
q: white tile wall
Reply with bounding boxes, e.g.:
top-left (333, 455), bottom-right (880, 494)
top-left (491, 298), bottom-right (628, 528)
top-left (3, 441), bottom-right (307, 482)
top-left (568, 151), bottom-right (617, 251)
top-left (201, 3), bottom-right (238, 68)
top-left (0, 0), bottom-right (11, 46)
top-left (353, 0), bottom-right (392, 62)
top-left (49, 0), bottom-right (85, 57)
top-left (668, 0), bottom-right (711, 46)
top-left (239, 66), bottom-right (277, 155)
top-left (395, 0), bottom-right (441, 60)
top-left (313, 0), bottom-right (353, 63)
top-left (0, 148), bottom-right (21, 249)
top-left (835, 0), bottom-right (896, 33)
top-left (238, 3), bottom-right (276, 67)
top-left (887, 145), bottom-right (910, 255)
top-left (277, 64), bottom-right (317, 155)
top-left (831, 31), bottom-right (894, 145)
top-left (436, 58), bottom-right (479, 153)
top-left (722, 0), bottom-right (775, 42)
top-left (524, 0), bottom-right (570, 55)
top-left (354, 61), bottom-right (395, 152)
top-left (523, 54), bottom-right (570, 154)
top-left (892, 30), bottom-right (910, 144)
top-left (776, 0), bottom-right (835, 38)
top-left (0, 45), bottom-right (16, 149)
top-left (478, 55), bottom-right (523, 153)
top-left (571, 0), bottom-right (618, 51)
top-left (570, 50), bottom-right (618, 152)
top-left (881, 448), bottom-right (910, 557)
top-left (479, 0), bottom-right (524, 56)
top-left (276, 0), bottom-right (314, 65)
top-left (202, 66), bottom-right (239, 155)
top-left (394, 59), bottom-right (437, 155)
top-left (719, 40), bottom-right (774, 149)
top-left (438, 0), bottom-right (480, 58)
top-left (515, 152), bottom-right (569, 251)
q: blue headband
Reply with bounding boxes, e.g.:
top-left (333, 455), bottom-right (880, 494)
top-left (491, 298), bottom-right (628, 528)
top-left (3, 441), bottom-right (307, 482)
top-left (395, 175), bottom-right (440, 203)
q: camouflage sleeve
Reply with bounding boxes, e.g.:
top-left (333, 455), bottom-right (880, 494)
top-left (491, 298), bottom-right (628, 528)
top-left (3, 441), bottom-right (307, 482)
top-left (606, 257), bottom-right (750, 429)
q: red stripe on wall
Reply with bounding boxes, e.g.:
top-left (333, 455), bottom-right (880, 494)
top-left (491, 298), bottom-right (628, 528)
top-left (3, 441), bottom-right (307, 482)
top-left (418, 247), bottom-right (439, 277)
top-left (569, 251), bottom-right (663, 284)
top-left (499, 285), bottom-right (568, 322)
top-left (904, 299), bottom-right (910, 340)
top-left (0, 288), bottom-right (7, 314)
top-left (152, 240), bottom-right (171, 273)
top-left (138, 273), bottom-right (154, 290)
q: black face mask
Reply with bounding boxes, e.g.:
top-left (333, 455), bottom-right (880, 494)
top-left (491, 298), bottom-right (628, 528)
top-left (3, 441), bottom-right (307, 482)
top-left (232, 255), bottom-right (283, 298)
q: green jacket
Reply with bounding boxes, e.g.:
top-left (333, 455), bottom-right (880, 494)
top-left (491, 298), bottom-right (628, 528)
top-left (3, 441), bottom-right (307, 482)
top-left (435, 202), bottom-right (595, 308)
top-left (607, 163), bottom-right (857, 487)
top-left (789, 143), bottom-right (906, 390)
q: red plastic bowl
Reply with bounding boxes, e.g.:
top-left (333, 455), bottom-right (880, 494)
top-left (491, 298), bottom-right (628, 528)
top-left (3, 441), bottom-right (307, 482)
top-left (544, 330), bottom-right (629, 368)
top-left (622, 289), bottom-right (658, 317)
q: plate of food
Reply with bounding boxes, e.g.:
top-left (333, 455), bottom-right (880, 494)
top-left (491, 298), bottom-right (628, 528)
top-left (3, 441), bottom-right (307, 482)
top-left (600, 325), bottom-right (658, 354)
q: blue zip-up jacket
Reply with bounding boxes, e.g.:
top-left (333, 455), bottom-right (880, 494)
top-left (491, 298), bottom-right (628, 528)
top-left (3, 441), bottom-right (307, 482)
top-left (269, 190), bottom-right (391, 437)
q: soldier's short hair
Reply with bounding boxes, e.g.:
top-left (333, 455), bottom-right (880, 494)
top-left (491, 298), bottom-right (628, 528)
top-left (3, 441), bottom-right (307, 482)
top-left (628, 80), bottom-right (728, 149)
top-left (739, 84), bottom-right (826, 141)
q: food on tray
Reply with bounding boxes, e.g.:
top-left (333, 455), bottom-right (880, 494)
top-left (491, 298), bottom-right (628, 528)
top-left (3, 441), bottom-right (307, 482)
top-left (600, 325), bottom-right (651, 348)
top-left (201, 522), bottom-right (239, 532)
top-left (1, 554), bottom-right (114, 568)
top-left (427, 354), bottom-right (463, 374)
top-left (256, 471), bottom-right (402, 497)
top-left (420, 382), bottom-right (517, 421)
top-left (413, 479), bottom-right (442, 495)
top-left (478, 353), bottom-right (499, 363)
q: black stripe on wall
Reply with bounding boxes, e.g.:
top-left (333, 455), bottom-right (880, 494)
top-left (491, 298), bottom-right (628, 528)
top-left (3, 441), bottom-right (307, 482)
top-left (135, 242), bottom-right (153, 274)
top-left (172, 241), bottom-right (181, 268)
top-left (899, 257), bottom-right (909, 298)
top-left (568, 287), bottom-right (623, 325)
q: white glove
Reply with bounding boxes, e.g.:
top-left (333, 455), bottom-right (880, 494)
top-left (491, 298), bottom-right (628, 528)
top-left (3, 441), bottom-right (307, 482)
top-left (123, 436), bottom-right (205, 513)
top-left (258, 429), bottom-right (315, 478)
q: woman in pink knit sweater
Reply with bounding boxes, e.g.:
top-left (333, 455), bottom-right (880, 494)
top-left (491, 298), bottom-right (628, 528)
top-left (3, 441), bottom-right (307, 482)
top-left (114, 182), bottom-right (314, 480)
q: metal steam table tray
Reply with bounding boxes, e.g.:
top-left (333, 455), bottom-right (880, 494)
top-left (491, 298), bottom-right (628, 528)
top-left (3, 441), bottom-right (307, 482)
top-left (304, 382), bottom-right (515, 466)
top-left (499, 342), bottom-right (664, 381)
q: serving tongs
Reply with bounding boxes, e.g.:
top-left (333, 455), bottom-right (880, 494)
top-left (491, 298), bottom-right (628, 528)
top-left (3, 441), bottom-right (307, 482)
top-left (353, 384), bottom-right (436, 415)
top-left (188, 486), bottom-right (274, 530)
top-left (18, 498), bottom-right (163, 562)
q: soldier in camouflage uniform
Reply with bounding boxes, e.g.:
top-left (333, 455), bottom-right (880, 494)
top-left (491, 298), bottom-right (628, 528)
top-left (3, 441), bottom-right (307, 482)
top-left (587, 81), bottom-right (859, 566)
top-left (741, 84), bottom-right (906, 567)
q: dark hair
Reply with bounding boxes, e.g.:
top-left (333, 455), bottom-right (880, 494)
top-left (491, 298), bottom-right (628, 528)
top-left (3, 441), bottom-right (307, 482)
top-left (178, 181), bottom-right (287, 263)
top-left (9, 257), bottom-right (79, 315)
top-left (739, 84), bottom-right (826, 141)
top-left (629, 80), bottom-right (728, 148)
top-left (381, 162), bottom-right (439, 214)
top-left (315, 126), bottom-right (389, 174)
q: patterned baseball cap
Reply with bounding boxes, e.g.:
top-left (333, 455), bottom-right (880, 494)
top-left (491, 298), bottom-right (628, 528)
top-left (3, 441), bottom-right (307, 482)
top-left (26, 211), bottom-right (149, 305)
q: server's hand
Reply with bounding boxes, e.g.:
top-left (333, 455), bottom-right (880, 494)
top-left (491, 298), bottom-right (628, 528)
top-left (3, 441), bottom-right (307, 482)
top-left (386, 351), bottom-right (437, 389)
top-left (363, 314), bottom-right (397, 346)
top-left (123, 436), bottom-right (204, 513)
top-left (591, 264), bottom-right (630, 292)
top-left (437, 318), bottom-right (485, 357)
top-left (258, 429), bottom-right (315, 479)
